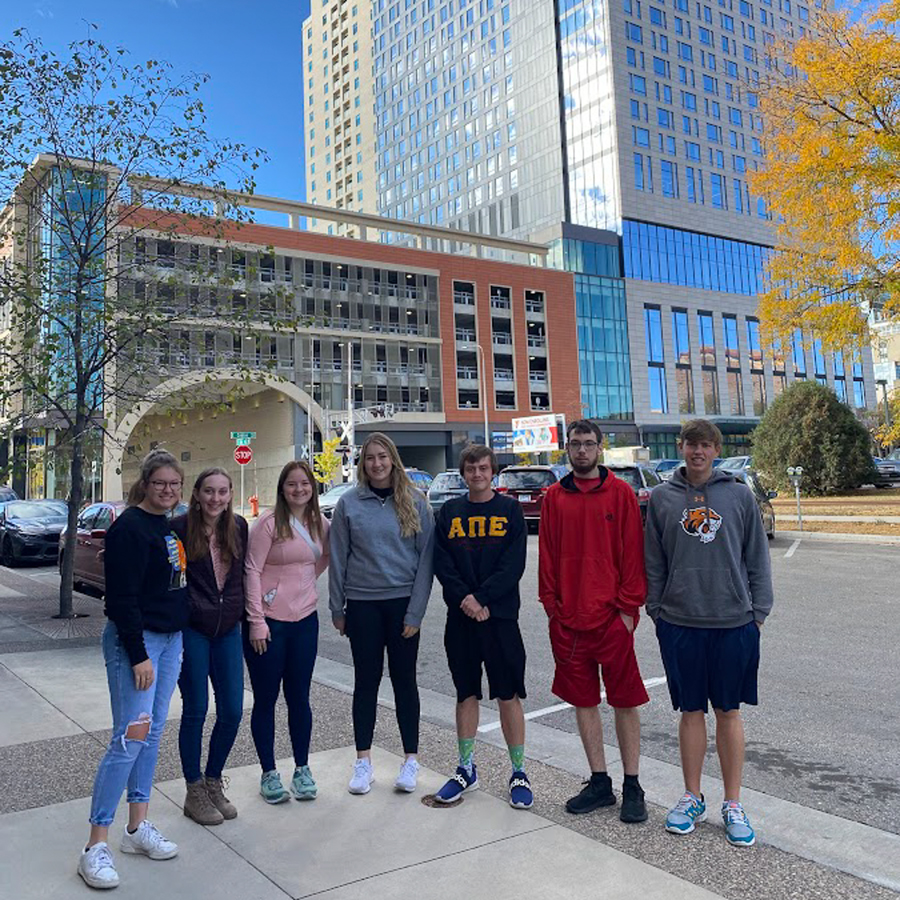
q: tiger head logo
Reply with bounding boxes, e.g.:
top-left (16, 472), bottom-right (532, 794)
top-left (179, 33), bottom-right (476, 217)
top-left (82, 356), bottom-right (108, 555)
top-left (680, 507), bottom-right (722, 544)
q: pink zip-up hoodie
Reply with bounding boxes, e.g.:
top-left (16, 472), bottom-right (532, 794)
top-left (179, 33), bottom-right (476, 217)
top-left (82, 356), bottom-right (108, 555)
top-left (244, 509), bottom-right (330, 641)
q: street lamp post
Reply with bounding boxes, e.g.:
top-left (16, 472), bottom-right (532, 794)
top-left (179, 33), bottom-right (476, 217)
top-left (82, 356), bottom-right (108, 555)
top-left (786, 466), bottom-right (804, 531)
top-left (474, 343), bottom-right (490, 447)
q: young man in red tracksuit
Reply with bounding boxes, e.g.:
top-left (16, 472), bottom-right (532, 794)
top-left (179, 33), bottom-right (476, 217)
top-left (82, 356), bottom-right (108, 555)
top-left (539, 419), bottom-right (649, 822)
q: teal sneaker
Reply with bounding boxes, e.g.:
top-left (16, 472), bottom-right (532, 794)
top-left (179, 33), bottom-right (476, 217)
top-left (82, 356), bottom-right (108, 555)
top-left (259, 770), bottom-right (290, 804)
top-left (290, 765), bottom-right (317, 801)
top-left (665, 791), bottom-right (707, 834)
top-left (722, 801), bottom-right (756, 846)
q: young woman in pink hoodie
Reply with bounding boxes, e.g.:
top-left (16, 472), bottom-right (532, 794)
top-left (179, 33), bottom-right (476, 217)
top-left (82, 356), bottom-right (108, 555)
top-left (244, 460), bottom-right (329, 804)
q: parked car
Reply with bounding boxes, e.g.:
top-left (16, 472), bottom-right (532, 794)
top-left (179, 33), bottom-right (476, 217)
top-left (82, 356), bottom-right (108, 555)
top-left (651, 459), bottom-right (681, 481)
top-left (717, 455), bottom-right (753, 473)
top-left (887, 448), bottom-right (900, 462)
top-left (872, 457), bottom-right (900, 488)
top-left (405, 468), bottom-right (433, 493)
top-left (319, 482), bottom-right (356, 520)
top-left (58, 501), bottom-right (126, 592)
top-left (732, 470), bottom-right (777, 539)
top-left (0, 499), bottom-right (69, 566)
top-left (0, 486), bottom-right (18, 503)
top-left (496, 464), bottom-right (569, 528)
top-left (427, 471), bottom-right (468, 513)
top-left (607, 464), bottom-right (661, 524)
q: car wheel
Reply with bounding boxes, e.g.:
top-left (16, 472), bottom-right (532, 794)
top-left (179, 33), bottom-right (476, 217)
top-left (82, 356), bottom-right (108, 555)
top-left (1, 536), bottom-right (17, 567)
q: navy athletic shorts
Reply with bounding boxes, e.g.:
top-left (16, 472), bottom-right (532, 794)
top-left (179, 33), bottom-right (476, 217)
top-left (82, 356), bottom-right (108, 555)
top-left (655, 618), bottom-right (760, 713)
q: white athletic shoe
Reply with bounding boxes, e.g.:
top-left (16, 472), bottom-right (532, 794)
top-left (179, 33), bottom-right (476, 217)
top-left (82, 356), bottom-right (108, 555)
top-left (78, 842), bottom-right (120, 889)
top-left (394, 758), bottom-right (420, 793)
top-left (119, 820), bottom-right (178, 860)
top-left (348, 758), bottom-right (375, 794)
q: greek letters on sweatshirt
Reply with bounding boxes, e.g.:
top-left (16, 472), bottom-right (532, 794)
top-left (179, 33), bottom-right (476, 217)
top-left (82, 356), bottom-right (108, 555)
top-left (434, 492), bottom-right (527, 620)
top-left (643, 467), bottom-right (774, 628)
top-left (328, 484), bottom-right (435, 627)
top-left (104, 506), bottom-right (189, 666)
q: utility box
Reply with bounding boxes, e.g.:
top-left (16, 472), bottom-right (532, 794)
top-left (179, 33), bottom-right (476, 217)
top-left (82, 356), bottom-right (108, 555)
top-left (603, 446), bottom-right (651, 465)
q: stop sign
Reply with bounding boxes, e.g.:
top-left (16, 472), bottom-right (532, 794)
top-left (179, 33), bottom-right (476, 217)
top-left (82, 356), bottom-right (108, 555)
top-left (234, 445), bottom-right (253, 466)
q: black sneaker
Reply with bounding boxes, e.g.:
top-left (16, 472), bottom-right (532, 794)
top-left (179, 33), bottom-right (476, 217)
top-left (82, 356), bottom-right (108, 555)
top-left (565, 773), bottom-right (616, 815)
top-left (620, 779), bottom-right (648, 823)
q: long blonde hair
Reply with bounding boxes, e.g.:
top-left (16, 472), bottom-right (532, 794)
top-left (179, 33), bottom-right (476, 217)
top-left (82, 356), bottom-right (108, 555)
top-left (357, 433), bottom-right (422, 538)
top-left (273, 460), bottom-right (323, 543)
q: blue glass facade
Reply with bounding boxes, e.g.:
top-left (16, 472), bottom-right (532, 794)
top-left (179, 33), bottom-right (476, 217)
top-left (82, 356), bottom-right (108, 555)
top-left (622, 220), bottom-right (768, 295)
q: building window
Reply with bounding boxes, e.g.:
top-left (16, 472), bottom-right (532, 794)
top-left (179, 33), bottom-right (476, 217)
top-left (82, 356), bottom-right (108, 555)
top-left (698, 311), bottom-right (719, 414)
top-left (747, 318), bottom-right (766, 415)
top-left (645, 305), bottom-right (668, 413)
top-left (852, 356), bottom-right (866, 408)
top-left (672, 309), bottom-right (694, 413)
top-left (833, 351), bottom-right (847, 403)
top-left (813, 338), bottom-right (827, 385)
top-left (723, 315), bottom-right (743, 415)
top-left (791, 328), bottom-right (806, 378)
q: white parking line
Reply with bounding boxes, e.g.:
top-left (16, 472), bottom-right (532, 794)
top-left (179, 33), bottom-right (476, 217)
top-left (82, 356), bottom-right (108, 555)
top-left (477, 675), bottom-right (669, 733)
top-left (784, 539), bottom-right (801, 558)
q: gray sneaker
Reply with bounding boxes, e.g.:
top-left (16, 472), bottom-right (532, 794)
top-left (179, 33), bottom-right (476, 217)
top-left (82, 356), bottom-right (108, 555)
top-left (78, 842), bottom-right (120, 889)
top-left (119, 820), bottom-right (178, 860)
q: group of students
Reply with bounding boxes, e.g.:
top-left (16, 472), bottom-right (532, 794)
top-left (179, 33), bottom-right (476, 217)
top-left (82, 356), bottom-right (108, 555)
top-left (77, 416), bottom-right (773, 891)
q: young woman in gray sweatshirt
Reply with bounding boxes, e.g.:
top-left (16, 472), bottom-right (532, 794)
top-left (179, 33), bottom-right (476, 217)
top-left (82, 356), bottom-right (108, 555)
top-left (328, 432), bottom-right (434, 796)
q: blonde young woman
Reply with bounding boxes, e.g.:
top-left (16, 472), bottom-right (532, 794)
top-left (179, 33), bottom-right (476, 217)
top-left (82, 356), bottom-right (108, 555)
top-left (244, 460), bottom-right (329, 804)
top-left (329, 433), bottom-right (434, 795)
top-left (78, 450), bottom-right (188, 890)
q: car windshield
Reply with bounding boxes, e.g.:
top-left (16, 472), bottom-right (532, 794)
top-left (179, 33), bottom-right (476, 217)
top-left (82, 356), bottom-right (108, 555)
top-left (5, 500), bottom-right (67, 519)
top-left (432, 473), bottom-right (465, 491)
top-left (609, 468), bottom-right (641, 489)
top-left (321, 483), bottom-right (354, 502)
top-left (499, 470), bottom-right (554, 490)
top-left (718, 456), bottom-right (749, 470)
top-left (656, 460), bottom-right (680, 472)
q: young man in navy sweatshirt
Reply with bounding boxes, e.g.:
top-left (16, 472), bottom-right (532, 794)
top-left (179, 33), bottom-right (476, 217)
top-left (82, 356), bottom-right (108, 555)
top-left (644, 418), bottom-right (774, 847)
top-left (433, 444), bottom-right (532, 809)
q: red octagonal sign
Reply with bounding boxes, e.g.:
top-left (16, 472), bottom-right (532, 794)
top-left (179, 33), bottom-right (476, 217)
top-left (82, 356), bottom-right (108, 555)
top-left (234, 445), bottom-right (253, 466)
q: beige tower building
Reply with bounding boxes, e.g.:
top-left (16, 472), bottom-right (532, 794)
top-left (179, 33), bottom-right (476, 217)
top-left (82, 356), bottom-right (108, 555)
top-left (303, 0), bottom-right (377, 237)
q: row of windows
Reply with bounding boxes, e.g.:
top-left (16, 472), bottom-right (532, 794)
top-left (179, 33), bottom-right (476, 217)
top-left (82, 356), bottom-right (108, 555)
top-left (623, 220), bottom-right (768, 296)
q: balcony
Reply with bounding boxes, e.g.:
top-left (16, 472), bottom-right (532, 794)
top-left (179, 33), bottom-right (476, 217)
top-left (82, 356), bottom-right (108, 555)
top-left (494, 368), bottom-right (515, 382)
top-left (528, 371), bottom-right (548, 384)
top-left (453, 290), bottom-right (475, 306)
top-left (457, 365), bottom-right (479, 381)
top-left (527, 335), bottom-right (546, 349)
top-left (492, 332), bottom-right (513, 346)
top-left (525, 299), bottom-right (544, 314)
top-left (455, 329), bottom-right (476, 344)
top-left (490, 297), bottom-right (511, 311)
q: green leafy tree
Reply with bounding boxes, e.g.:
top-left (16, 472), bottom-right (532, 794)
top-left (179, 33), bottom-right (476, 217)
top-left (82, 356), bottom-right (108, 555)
top-left (313, 437), bottom-right (343, 487)
top-left (750, 381), bottom-right (875, 495)
top-left (0, 29), bottom-right (299, 617)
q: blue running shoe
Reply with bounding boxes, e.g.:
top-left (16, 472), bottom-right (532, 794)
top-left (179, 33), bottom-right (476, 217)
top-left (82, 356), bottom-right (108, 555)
top-left (665, 791), bottom-right (707, 834)
top-left (260, 770), bottom-right (290, 805)
top-left (435, 765), bottom-right (478, 803)
top-left (722, 801), bottom-right (756, 846)
top-left (509, 771), bottom-right (534, 810)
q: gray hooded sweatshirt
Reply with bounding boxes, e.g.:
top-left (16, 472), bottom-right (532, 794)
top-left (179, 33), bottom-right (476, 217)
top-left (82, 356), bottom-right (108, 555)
top-left (644, 466), bottom-right (774, 628)
top-left (328, 484), bottom-right (435, 627)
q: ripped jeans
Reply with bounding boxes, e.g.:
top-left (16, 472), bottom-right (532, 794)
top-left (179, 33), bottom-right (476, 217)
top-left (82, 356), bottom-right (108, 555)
top-left (88, 623), bottom-right (183, 826)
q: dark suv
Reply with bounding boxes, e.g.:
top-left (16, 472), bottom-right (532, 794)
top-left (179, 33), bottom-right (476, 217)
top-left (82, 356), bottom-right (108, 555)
top-left (606, 464), bottom-right (661, 523)
top-left (497, 465), bottom-right (569, 528)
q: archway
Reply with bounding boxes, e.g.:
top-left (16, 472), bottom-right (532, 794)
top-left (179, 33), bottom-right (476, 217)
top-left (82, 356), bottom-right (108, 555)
top-left (103, 367), bottom-right (326, 499)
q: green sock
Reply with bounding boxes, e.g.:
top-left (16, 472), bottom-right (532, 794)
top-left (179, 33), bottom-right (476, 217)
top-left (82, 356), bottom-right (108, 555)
top-left (508, 744), bottom-right (525, 773)
top-left (458, 737), bottom-right (475, 772)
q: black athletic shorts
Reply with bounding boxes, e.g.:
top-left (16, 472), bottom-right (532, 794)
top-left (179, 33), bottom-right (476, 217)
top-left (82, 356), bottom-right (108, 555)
top-left (444, 610), bottom-right (527, 702)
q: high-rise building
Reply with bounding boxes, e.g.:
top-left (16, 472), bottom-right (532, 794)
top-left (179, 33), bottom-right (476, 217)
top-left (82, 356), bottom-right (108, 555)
top-left (354, 0), bottom-right (876, 454)
top-left (303, 0), bottom-right (378, 236)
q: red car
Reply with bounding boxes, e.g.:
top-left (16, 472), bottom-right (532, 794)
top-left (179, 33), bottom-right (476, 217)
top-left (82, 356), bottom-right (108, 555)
top-left (496, 465), bottom-right (570, 530)
top-left (58, 501), bottom-right (125, 594)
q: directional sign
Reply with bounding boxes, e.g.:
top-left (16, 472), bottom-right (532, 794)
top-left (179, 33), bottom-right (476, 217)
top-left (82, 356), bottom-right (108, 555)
top-left (234, 445), bottom-right (253, 466)
top-left (230, 431), bottom-right (256, 442)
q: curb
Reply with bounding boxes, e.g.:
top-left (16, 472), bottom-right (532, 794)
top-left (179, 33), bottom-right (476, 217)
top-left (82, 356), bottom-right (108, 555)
top-left (777, 529), bottom-right (900, 545)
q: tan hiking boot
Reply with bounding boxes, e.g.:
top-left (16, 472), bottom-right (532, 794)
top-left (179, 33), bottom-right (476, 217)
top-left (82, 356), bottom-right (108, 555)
top-left (205, 775), bottom-right (238, 820)
top-left (183, 779), bottom-right (224, 825)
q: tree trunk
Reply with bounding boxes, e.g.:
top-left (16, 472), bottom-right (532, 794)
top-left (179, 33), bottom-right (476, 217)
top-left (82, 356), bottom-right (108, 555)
top-left (57, 416), bottom-right (86, 619)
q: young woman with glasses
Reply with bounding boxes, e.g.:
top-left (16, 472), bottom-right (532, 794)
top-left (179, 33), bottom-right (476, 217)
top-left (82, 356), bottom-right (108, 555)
top-left (78, 450), bottom-right (189, 890)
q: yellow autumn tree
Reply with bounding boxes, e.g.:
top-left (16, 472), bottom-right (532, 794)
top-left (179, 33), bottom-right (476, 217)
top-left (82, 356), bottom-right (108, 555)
top-left (750, 0), bottom-right (900, 349)
top-left (313, 437), bottom-right (343, 486)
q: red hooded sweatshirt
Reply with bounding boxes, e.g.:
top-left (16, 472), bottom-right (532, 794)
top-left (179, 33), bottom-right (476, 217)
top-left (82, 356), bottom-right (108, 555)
top-left (538, 469), bottom-right (646, 631)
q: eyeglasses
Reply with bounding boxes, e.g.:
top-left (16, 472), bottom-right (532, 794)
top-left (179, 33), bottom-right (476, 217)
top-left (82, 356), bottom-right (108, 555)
top-left (149, 480), bottom-right (183, 490)
top-left (568, 441), bottom-right (598, 451)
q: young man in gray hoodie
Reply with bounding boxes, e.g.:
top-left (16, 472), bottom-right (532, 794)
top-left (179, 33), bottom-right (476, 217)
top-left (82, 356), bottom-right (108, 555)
top-left (644, 419), bottom-right (773, 847)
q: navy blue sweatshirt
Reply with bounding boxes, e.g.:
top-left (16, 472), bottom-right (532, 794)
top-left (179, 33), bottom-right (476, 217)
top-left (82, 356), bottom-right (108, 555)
top-left (434, 492), bottom-right (527, 620)
top-left (104, 506), bottom-right (189, 665)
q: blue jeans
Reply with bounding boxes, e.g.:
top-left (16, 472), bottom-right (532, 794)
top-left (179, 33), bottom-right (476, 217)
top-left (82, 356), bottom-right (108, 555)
top-left (243, 614), bottom-right (318, 772)
top-left (89, 623), bottom-right (183, 826)
top-left (178, 623), bottom-right (244, 782)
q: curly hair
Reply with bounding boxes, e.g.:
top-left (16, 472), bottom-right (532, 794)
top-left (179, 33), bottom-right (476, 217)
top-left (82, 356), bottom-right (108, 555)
top-left (356, 433), bottom-right (422, 538)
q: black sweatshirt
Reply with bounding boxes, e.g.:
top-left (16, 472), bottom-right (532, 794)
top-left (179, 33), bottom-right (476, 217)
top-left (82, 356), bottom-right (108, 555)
top-left (434, 493), bottom-right (527, 620)
top-left (104, 506), bottom-right (189, 666)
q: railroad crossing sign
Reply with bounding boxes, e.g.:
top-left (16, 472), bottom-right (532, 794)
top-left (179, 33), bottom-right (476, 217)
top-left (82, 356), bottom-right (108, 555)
top-left (234, 445), bottom-right (253, 466)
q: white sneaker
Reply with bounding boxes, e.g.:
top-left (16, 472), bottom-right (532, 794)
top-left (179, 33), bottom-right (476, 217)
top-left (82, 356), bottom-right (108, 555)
top-left (348, 758), bottom-right (375, 794)
top-left (394, 758), bottom-right (419, 793)
top-left (78, 842), bottom-right (120, 890)
top-left (119, 820), bottom-right (178, 860)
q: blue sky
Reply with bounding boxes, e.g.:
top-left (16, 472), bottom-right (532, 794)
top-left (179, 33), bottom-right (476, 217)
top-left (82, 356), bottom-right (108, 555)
top-left (3, 0), bottom-right (313, 210)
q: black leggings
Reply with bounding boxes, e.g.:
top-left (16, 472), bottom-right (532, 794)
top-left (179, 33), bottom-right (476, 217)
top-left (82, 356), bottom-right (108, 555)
top-left (346, 597), bottom-right (420, 754)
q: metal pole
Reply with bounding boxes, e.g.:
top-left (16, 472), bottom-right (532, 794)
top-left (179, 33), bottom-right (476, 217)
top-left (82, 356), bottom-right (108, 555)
top-left (308, 333), bottom-right (314, 459)
top-left (795, 484), bottom-right (803, 532)
top-left (240, 461), bottom-right (245, 520)
top-left (477, 343), bottom-right (489, 447)
top-left (347, 341), bottom-right (355, 484)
